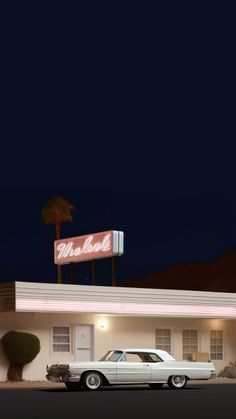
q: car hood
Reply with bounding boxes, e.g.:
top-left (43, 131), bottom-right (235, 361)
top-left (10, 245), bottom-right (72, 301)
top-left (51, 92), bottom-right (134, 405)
top-left (47, 361), bottom-right (110, 371)
top-left (67, 361), bottom-right (112, 369)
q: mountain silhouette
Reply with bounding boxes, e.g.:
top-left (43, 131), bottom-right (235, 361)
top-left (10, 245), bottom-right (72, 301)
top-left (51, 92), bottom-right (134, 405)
top-left (125, 249), bottom-right (236, 292)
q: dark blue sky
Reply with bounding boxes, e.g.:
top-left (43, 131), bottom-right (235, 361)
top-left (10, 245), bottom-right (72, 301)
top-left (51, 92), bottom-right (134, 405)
top-left (1, 3), bottom-right (235, 287)
top-left (0, 188), bottom-right (236, 286)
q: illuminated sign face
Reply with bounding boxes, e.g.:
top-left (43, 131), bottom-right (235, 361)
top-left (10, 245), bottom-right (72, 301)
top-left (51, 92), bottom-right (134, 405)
top-left (54, 230), bottom-right (124, 265)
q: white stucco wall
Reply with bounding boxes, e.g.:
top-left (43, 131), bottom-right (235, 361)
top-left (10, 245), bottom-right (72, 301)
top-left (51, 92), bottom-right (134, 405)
top-left (0, 312), bottom-right (236, 381)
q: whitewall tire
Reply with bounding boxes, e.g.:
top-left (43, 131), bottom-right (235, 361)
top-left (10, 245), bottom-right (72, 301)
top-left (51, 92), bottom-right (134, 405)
top-left (83, 372), bottom-right (103, 390)
top-left (168, 375), bottom-right (187, 389)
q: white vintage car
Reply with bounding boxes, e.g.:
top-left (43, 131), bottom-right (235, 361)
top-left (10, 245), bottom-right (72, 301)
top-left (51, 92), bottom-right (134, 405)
top-left (46, 348), bottom-right (216, 391)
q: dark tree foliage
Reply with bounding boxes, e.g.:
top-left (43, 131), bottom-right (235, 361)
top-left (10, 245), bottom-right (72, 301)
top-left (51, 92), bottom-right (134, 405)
top-left (41, 195), bottom-right (75, 284)
top-left (1, 330), bottom-right (40, 381)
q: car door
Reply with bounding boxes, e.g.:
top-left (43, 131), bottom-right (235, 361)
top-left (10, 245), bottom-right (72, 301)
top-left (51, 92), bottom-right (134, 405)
top-left (151, 361), bottom-right (175, 381)
top-left (116, 352), bottom-right (151, 383)
top-left (100, 361), bottom-right (117, 382)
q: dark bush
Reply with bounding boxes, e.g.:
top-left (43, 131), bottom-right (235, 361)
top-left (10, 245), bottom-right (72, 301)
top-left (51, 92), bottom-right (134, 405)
top-left (218, 361), bottom-right (236, 378)
top-left (1, 330), bottom-right (40, 381)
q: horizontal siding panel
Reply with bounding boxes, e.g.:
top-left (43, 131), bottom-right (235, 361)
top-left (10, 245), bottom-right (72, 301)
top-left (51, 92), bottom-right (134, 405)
top-left (1, 282), bottom-right (236, 315)
top-left (14, 282), bottom-right (236, 307)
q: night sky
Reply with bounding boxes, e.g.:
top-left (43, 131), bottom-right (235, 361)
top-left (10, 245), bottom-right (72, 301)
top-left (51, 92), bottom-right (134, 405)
top-left (1, 4), bottom-right (235, 289)
top-left (0, 186), bottom-right (236, 287)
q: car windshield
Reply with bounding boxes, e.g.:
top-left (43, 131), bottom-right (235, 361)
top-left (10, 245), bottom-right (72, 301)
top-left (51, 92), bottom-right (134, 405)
top-left (99, 350), bottom-right (123, 362)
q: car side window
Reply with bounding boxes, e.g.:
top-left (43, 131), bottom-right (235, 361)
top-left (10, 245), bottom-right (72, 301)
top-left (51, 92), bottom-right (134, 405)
top-left (148, 353), bottom-right (163, 362)
top-left (108, 351), bottom-right (124, 362)
top-left (119, 353), bottom-right (126, 362)
top-left (142, 353), bottom-right (151, 362)
top-left (137, 352), bottom-right (163, 362)
top-left (125, 353), bottom-right (143, 362)
top-left (121, 352), bottom-right (163, 363)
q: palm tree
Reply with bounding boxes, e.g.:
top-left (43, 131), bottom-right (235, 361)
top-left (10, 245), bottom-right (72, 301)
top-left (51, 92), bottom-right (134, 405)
top-left (41, 196), bottom-right (75, 284)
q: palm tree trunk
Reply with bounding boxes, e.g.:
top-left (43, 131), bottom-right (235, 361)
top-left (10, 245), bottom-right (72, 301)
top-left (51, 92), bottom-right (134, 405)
top-left (55, 222), bottom-right (60, 240)
top-left (69, 263), bottom-right (75, 283)
top-left (55, 222), bottom-right (62, 284)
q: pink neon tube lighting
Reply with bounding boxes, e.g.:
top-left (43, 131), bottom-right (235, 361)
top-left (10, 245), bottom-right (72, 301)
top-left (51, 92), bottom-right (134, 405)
top-left (15, 299), bottom-right (236, 318)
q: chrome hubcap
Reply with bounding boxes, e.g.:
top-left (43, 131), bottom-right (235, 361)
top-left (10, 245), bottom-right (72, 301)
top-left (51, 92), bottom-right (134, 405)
top-left (86, 374), bottom-right (101, 389)
top-left (172, 375), bottom-right (186, 387)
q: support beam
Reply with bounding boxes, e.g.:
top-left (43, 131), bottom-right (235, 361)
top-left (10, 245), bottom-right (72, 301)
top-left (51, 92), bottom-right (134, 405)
top-left (92, 260), bottom-right (96, 286)
top-left (112, 257), bottom-right (116, 286)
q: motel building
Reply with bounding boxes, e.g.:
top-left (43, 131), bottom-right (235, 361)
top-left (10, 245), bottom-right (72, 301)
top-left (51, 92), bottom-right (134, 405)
top-left (0, 281), bottom-right (236, 381)
top-left (0, 230), bottom-right (236, 381)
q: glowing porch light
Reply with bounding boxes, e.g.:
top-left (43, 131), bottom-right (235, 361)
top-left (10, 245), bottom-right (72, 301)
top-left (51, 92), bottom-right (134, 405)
top-left (98, 319), bottom-right (107, 329)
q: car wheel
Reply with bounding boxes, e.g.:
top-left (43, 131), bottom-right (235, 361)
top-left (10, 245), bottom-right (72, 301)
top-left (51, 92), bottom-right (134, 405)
top-left (83, 372), bottom-right (103, 391)
top-left (65, 382), bottom-right (81, 391)
top-left (149, 383), bottom-right (163, 389)
top-left (168, 375), bottom-right (187, 389)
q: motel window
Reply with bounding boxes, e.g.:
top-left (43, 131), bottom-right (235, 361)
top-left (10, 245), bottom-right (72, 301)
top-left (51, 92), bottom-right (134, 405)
top-left (155, 329), bottom-right (171, 353)
top-left (182, 329), bottom-right (198, 360)
top-left (210, 330), bottom-right (223, 360)
top-left (52, 327), bottom-right (71, 352)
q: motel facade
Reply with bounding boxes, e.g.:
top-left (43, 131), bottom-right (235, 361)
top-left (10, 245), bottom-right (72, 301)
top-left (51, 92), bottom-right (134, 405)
top-left (0, 281), bottom-right (236, 381)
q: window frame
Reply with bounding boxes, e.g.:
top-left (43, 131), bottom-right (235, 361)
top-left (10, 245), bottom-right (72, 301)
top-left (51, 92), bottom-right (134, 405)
top-left (51, 326), bottom-right (72, 353)
top-left (210, 330), bottom-right (223, 360)
top-left (155, 328), bottom-right (172, 354)
top-left (182, 329), bottom-right (199, 360)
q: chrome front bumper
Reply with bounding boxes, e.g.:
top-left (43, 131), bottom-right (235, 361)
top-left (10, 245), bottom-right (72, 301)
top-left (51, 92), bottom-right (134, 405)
top-left (46, 364), bottom-right (70, 383)
top-left (46, 373), bottom-right (81, 383)
top-left (46, 374), bottom-right (61, 383)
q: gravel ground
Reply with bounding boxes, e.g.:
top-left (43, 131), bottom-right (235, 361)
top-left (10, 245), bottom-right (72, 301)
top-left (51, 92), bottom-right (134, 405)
top-left (0, 377), bottom-right (236, 389)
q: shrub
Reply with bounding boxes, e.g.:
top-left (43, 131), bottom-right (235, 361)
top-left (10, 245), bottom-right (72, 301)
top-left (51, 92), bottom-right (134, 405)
top-left (218, 361), bottom-right (236, 378)
top-left (1, 330), bottom-right (40, 381)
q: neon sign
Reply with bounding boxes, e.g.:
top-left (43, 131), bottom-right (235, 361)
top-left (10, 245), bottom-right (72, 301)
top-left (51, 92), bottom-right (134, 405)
top-left (54, 230), bottom-right (124, 265)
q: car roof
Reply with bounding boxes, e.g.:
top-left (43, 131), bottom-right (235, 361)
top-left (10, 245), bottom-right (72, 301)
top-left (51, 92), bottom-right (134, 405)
top-left (121, 348), bottom-right (167, 354)
top-left (117, 348), bottom-right (176, 361)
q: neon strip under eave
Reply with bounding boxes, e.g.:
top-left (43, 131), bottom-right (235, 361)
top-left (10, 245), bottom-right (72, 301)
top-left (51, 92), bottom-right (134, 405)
top-left (15, 299), bottom-right (236, 318)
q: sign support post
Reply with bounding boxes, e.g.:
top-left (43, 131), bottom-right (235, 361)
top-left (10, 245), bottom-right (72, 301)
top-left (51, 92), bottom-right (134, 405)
top-left (54, 230), bottom-right (124, 287)
top-left (91, 260), bottom-right (96, 285)
top-left (112, 256), bottom-right (116, 286)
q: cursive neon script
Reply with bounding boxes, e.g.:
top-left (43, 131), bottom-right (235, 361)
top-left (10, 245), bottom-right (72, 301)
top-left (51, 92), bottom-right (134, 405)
top-left (56, 233), bottom-right (111, 259)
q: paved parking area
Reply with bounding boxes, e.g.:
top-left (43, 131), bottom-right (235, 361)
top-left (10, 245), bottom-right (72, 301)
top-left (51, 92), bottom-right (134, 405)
top-left (1, 381), bottom-right (236, 419)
